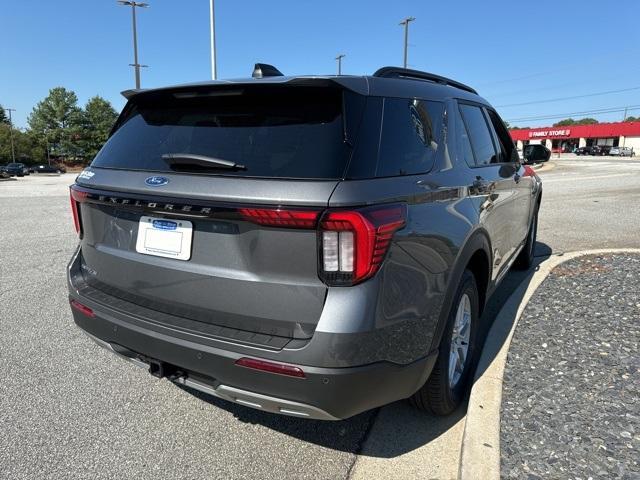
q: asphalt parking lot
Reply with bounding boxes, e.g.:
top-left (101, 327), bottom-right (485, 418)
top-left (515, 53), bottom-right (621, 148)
top-left (1, 158), bottom-right (639, 479)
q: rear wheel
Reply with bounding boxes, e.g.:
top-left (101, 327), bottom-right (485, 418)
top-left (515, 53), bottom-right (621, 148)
top-left (410, 270), bottom-right (479, 415)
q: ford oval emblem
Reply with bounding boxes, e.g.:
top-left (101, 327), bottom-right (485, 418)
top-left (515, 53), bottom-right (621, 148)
top-left (145, 176), bottom-right (169, 187)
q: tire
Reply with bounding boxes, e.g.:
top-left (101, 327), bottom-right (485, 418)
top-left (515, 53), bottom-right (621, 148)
top-left (410, 270), bottom-right (480, 416)
top-left (514, 208), bottom-right (538, 270)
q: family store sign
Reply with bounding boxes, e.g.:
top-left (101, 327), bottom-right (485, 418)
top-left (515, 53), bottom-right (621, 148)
top-left (528, 129), bottom-right (571, 138)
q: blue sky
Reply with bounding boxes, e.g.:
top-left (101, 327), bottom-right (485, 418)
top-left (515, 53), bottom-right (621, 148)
top-left (2, 0), bottom-right (639, 128)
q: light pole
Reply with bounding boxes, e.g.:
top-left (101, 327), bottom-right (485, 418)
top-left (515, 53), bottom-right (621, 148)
top-left (335, 54), bottom-right (345, 75)
top-left (399, 17), bottom-right (415, 69)
top-left (5, 108), bottom-right (16, 163)
top-left (209, 0), bottom-right (217, 79)
top-left (118, 1), bottom-right (149, 89)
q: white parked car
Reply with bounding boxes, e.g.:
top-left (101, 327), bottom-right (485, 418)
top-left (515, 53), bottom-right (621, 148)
top-left (610, 147), bottom-right (634, 157)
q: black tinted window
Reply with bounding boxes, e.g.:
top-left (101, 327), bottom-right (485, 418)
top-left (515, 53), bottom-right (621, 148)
top-left (459, 104), bottom-right (497, 166)
top-left (376, 98), bottom-right (444, 177)
top-left (486, 109), bottom-right (518, 163)
top-left (454, 106), bottom-right (475, 168)
top-left (92, 86), bottom-right (359, 179)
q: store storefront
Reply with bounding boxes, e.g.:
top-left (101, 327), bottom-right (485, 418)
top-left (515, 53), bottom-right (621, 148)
top-left (509, 121), bottom-right (640, 153)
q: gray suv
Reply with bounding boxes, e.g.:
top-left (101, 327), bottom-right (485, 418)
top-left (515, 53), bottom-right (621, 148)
top-left (67, 65), bottom-right (542, 420)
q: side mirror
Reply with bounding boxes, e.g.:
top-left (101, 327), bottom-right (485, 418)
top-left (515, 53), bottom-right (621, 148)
top-left (531, 146), bottom-right (550, 162)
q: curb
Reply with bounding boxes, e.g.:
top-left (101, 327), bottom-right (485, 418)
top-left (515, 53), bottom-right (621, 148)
top-left (458, 248), bottom-right (640, 480)
top-left (532, 161), bottom-right (555, 173)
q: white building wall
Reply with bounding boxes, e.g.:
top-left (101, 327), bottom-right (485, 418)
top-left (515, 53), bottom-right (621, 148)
top-left (623, 136), bottom-right (640, 153)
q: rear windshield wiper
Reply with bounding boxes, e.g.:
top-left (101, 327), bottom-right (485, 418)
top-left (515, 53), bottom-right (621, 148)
top-left (162, 153), bottom-right (247, 171)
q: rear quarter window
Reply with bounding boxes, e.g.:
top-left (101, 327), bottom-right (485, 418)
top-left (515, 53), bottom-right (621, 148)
top-left (376, 98), bottom-right (444, 177)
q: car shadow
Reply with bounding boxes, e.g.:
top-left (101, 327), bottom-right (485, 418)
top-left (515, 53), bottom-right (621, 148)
top-left (473, 240), bottom-right (554, 381)
top-left (175, 241), bottom-right (554, 458)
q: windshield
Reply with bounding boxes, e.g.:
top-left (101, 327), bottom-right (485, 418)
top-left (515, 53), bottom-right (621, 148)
top-left (91, 86), bottom-right (362, 179)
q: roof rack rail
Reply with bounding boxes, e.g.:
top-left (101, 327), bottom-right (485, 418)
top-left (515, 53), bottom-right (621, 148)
top-left (372, 67), bottom-right (478, 95)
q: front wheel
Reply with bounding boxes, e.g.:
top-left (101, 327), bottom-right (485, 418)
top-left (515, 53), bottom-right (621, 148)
top-left (410, 270), bottom-right (479, 415)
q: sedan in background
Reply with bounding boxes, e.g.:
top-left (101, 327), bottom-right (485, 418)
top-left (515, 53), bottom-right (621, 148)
top-left (575, 146), bottom-right (591, 155)
top-left (33, 164), bottom-right (64, 174)
top-left (610, 146), bottom-right (634, 157)
top-left (5, 163), bottom-right (29, 177)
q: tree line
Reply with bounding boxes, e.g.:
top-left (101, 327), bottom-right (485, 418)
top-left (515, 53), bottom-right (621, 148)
top-left (0, 87), bottom-right (118, 165)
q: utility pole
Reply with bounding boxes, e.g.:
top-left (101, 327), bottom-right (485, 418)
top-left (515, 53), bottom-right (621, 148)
top-left (118, 1), bottom-right (149, 89)
top-left (5, 108), bottom-right (16, 163)
top-left (623, 106), bottom-right (628, 121)
top-left (399, 17), bottom-right (415, 69)
top-left (210, 0), bottom-right (217, 79)
top-left (335, 54), bottom-right (345, 75)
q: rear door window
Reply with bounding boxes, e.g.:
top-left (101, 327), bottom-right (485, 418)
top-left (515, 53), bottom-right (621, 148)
top-left (91, 86), bottom-right (360, 179)
top-left (459, 104), bottom-right (498, 166)
top-left (376, 98), bottom-right (444, 177)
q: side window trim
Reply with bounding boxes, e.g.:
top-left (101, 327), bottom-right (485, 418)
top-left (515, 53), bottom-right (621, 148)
top-left (458, 100), bottom-right (498, 168)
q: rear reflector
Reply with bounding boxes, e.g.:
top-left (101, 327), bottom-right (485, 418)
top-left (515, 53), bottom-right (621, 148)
top-left (70, 299), bottom-right (95, 318)
top-left (235, 357), bottom-right (306, 378)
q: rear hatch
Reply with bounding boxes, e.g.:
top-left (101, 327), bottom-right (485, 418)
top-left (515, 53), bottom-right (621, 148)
top-left (72, 82), bottom-right (366, 348)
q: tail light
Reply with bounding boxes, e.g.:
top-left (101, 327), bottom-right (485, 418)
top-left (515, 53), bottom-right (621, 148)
top-left (69, 186), bottom-right (88, 236)
top-left (239, 208), bottom-right (319, 228)
top-left (319, 204), bottom-right (407, 286)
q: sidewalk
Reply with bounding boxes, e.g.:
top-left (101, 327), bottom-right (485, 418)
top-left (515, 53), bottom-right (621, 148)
top-left (500, 254), bottom-right (640, 479)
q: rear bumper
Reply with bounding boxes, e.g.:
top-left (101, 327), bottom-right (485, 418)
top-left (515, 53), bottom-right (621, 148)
top-left (71, 305), bottom-right (436, 420)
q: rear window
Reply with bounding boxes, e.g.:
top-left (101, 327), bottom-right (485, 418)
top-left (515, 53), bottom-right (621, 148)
top-left (91, 86), bottom-right (359, 179)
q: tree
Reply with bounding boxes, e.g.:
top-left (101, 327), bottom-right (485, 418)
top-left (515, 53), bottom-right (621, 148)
top-left (624, 116), bottom-right (639, 122)
top-left (0, 104), bottom-right (9, 125)
top-left (0, 125), bottom-right (44, 164)
top-left (27, 87), bottom-right (83, 161)
top-left (553, 117), bottom-right (598, 127)
top-left (80, 96), bottom-right (118, 161)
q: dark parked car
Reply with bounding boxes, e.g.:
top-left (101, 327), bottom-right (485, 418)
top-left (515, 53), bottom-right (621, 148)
top-left (522, 144), bottom-right (551, 165)
top-left (575, 146), bottom-right (591, 155)
top-left (0, 165), bottom-right (10, 179)
top-left (592, 145), bottom-right (611, 156)
top-left (68, 65), bottom-right (542, 420)
top-left (33, 164), bottom-right (64, 174)
top-left (5, 162), bottom-right (28, 177)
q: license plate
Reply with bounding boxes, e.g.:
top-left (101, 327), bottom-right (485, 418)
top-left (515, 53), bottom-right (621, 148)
top-left (135, 216), bottom-right (193, 261)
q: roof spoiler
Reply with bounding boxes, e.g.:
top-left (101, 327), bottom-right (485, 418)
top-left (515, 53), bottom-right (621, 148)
top-left (373, 67), bottom-right (478, 95)
top-left (121, 88), bottom-right (146, 100)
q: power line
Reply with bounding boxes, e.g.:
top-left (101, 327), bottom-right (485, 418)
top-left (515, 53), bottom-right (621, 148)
top-left (495, 86), bottom-right (640, 108)
top-left (477, 47), bottom-right (640, 89)
top-left (506, 105), bottom-right (640, 123)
